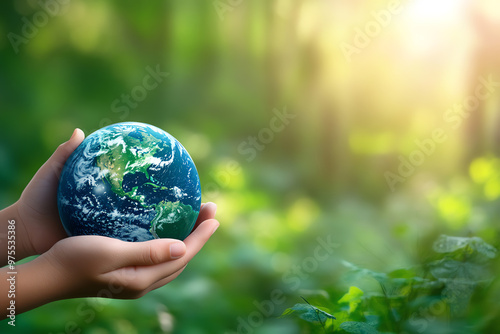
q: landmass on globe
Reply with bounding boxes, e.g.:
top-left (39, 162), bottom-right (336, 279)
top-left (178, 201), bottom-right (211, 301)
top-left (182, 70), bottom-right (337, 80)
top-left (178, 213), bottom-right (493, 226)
top-left (57, 122), bottom-right (201, 241)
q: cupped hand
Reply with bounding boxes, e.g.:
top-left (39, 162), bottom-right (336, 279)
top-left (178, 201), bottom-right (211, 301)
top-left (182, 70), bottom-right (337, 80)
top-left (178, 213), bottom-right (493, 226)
top-left (40, 202), bottom-right (219, 300)
top-left (16, 128), bottom-right (85, 256)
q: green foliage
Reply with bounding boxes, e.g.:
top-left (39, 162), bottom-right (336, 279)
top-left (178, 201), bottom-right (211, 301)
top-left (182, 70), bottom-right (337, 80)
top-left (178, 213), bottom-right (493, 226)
top-left (282, 235), bottom-right (498, 333)
top-left (338, 286), bottom-right (364, 314)
top-left (433, 235), bottom-right (497, 260)
top-left (281, 300), bottom-right (335, 325)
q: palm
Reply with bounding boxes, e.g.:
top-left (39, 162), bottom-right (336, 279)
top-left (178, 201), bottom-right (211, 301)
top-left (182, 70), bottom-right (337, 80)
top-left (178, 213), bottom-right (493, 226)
top-left (43, 203), bottom-right (218, 300)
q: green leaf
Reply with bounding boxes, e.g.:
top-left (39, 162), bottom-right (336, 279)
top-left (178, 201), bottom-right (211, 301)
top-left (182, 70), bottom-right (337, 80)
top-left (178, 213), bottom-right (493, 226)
top-left (364, 314), bottom-right (380, 328)
top-left (340, 321), bottom-right (379, 334)
top-left (433, 235), bottom-right (497, 259)
top-left (338, 286), bottom-right (364, 313)
top-left (280, 303), bottom-right (336, 324)
top-left (342, 261), bottom-right (388, 283)
top-left (280, 308), bottom-right (296, 318)
top-left (429, 258), bottom-right (489, 282)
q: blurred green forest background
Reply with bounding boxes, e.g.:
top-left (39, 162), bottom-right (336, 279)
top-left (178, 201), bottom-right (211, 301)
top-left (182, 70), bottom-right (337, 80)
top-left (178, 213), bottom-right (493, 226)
top-left (1, 0), bottom-right (500, 333)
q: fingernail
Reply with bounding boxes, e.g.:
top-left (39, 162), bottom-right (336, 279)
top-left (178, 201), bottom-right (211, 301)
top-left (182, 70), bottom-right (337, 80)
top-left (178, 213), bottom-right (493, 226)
top-left (205, 202), bottom-right (217, 215)
top-left (170, 242), bottom-right (185, 259)
top-left (70, 128), bottom-right (83, 141)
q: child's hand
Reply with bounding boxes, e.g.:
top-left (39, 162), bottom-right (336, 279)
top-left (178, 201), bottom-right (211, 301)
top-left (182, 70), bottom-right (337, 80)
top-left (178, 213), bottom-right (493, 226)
top-left (47, 203), bottom-right (218, 298)
top-left (15, 128), bottom-right (85, 257)
top-left (10, 203), bottom-right (219, 315)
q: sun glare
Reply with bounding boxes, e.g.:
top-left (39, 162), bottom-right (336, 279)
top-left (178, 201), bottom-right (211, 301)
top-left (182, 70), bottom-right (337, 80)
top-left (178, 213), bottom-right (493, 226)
top-left (406, 0), bottom-right (467, 24)
top-left (396, 0), bottom-right (471, 57)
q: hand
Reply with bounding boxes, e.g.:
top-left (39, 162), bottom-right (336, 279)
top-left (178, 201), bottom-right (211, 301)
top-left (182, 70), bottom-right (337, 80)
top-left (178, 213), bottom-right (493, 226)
top-left (15, 128), bottom-right (85, 257)
top-left (42, 202), bottom-right (218, 299)
top-left (7, 203), bottom-right (219, 316)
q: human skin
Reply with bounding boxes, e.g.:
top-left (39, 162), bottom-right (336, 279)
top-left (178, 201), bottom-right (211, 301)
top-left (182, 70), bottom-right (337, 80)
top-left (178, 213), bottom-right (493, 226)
top-left (0, 129), bottom-right (219, 317)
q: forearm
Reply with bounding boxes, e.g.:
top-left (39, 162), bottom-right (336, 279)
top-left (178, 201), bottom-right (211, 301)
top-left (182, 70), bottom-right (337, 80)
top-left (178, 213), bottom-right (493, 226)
top-left (0, 203), bottom-right (35, 267)
top-left (1, 254), bottom-right (69, 318)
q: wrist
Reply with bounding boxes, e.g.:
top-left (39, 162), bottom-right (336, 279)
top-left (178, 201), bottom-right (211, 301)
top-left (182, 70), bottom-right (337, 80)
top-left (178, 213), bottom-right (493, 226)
top-left (8, 253), bottom-right (73, 316)
top-left (0, 203), bottom-right (31, 266)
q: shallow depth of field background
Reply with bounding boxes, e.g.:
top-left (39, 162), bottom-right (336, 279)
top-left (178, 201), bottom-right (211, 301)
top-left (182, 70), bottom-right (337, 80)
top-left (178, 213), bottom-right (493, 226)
top-left (1, 1), bottom-right (500, 333)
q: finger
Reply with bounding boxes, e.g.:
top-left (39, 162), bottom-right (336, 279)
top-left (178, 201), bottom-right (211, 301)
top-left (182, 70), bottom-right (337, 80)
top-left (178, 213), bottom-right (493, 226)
top-left (52, 128), bottom-right (85, 174)
top-left (157, 218), bottom-right (219, 278)
top-left (21, 128), bottom-right (85, 206)
top-left (38, 128), bottom-right (85, 180)
top-left (115, 238), bottom-right (187, 267)
top-left (147, 265), bottom-right (187, 292)
top-left (127, 266), bottom-right (186, 299)
top-left (184, 218), bottom-right (219, 253)
top-left (57, 128), bottom-right (85, 159)
top-left (192, 202), bottom-right (217, 231)
top-left (125, 219), bottom-right (219, 284)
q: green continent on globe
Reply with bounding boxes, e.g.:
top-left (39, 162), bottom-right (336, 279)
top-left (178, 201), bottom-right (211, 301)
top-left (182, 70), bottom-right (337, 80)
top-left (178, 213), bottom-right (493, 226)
top-left (95, 128), bottom-right (165, 201)
top-left (95, 128), bottom-right (198, 239)
top-left (149, 201), bottom-right (199, 239)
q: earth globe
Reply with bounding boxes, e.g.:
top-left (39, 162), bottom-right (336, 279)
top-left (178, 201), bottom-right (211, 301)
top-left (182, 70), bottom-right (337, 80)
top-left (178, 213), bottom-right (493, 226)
top-left (57, 122), bottom-right (201, 241)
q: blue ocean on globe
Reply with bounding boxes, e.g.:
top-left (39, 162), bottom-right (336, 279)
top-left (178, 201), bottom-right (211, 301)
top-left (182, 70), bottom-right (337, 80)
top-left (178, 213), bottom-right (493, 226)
top-left (57, 122), bottom-right (201, 241)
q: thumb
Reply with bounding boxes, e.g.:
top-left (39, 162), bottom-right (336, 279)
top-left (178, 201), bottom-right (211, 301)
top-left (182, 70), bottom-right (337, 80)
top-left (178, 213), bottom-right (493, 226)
top-left (118, 239), bottom-right (187, 267)
top-left (22, 128), bottom-right (85, 200)
top-left (46, 128), bottom-right (85, 178)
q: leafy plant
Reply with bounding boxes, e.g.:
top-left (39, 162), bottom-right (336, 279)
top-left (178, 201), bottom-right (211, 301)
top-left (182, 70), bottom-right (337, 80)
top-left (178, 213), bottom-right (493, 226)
top-left (281, 235), bottom-right (497, 333)
top-left (281, 297), bottom-right (336, 333)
